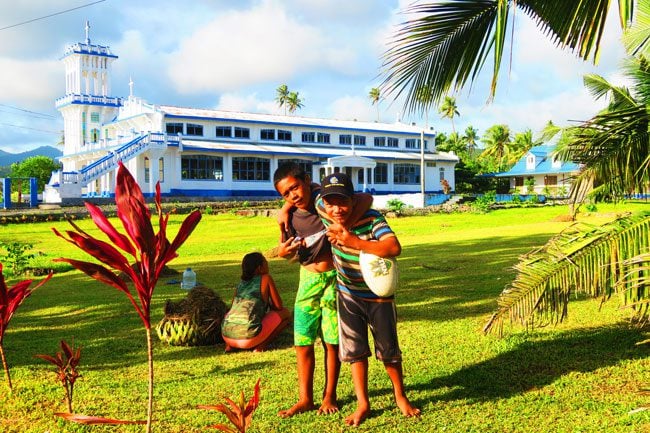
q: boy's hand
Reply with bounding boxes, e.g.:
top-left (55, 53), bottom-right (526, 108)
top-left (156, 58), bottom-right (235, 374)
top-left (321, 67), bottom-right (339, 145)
top-left (327, 224), bottom-right (358, 249)
top-left (277, 236), bottom-right (301, 258)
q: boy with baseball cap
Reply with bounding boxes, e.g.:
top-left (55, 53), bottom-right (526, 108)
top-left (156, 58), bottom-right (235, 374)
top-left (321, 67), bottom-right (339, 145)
top-left (316, 172), bottom-right (420, 426)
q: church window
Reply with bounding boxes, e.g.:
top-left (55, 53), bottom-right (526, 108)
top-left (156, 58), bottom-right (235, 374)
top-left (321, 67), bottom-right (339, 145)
top-left (232, 157), bottom-right (270, 181)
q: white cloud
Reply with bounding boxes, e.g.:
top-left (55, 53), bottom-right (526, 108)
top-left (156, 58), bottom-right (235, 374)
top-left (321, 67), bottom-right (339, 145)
top-left (0, 57), bottom-right (60, 106)
top-left (215, 93), bottom-right (277, 114)
top-left (166, 1), bottom-right (336, 93)
top-left (329, 95), bottom-right (376, 122)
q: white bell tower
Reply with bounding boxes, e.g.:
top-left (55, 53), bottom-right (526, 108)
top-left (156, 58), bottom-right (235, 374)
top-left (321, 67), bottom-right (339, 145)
top-left (55, 21), bottom-right (122, 165)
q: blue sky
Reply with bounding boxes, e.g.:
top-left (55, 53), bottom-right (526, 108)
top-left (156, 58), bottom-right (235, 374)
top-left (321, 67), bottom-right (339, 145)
top-left (0, 0), bottom-right (629, 153)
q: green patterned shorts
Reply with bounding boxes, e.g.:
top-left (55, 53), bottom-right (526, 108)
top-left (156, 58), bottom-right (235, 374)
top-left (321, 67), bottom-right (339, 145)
top-left (293, 267), bottom-right (338, 346)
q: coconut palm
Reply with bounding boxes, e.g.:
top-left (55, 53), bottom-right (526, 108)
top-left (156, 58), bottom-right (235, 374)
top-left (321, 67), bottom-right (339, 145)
top-left (380, 0), bottom-right (649, 112)
top-left (439, 95), bottom-right (460, 133)
top-left (484, 55), bottom-right (650, 336)
top-left (510, 128), bottom-right (537, 165)
top-left (480, 124), bottom-right (512, 172)
top-left (276, 84), bottom-right (289, 115)
top-left (484, 211), bottom-right (650, 334)
top-left (415, 85), bottom-right (435, 128)
top-left (286, 91), bottom-right (304, 114)
top-left (369, 87), bottom-right (381, 121)
top-left (463, 126), bottom-right (479, 155)
top-left (556, 57), bottom-right (650, 203)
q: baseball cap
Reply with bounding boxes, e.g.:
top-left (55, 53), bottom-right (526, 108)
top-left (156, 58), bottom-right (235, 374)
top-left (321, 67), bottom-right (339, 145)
top-left (320, 173), bottom-right (354, 198)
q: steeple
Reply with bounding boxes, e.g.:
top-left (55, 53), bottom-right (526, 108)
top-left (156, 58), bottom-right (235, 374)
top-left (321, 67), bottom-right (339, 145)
top-left (55, 22), bottom-right (122, 154)
top-left (85, 20), bottom-right (91, 44)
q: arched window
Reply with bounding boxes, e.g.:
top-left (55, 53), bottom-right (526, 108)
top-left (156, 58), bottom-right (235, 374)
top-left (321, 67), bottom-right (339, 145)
top-left (158, 157), bottom-right (164, 183)
top-left (144, 157), bottom-right (150, 183)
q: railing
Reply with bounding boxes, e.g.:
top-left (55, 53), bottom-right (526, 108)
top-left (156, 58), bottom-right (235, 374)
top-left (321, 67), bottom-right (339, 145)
top-left (55, 94), bottom-right (122, 108)
top-left (60, 133), bottom-right (172, 185)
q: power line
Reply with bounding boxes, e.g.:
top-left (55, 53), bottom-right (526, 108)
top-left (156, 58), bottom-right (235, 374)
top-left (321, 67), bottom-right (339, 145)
top-left (0, 0), bottom-right (107, 31)
top-left (0, 104), bottom-right (56, 119)
top-left (0, 122), bottom-right (60, 134)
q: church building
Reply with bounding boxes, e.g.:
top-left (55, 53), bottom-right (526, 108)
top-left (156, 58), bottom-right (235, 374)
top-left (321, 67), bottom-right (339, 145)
top-left (44, 23), bottom-right (458, 204)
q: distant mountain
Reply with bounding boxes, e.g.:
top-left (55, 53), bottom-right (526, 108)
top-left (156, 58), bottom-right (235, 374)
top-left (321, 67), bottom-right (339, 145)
top-left (0, 146), bottom-right (63, 167)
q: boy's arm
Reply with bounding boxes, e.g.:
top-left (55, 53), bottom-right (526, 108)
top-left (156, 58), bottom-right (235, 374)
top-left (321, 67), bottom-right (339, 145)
top-left (327, 225), bottom-right (401, 257)
top-left (345, 192), bottom-right (373, 227)
top-left (277, 201), bottom-right (293, 234)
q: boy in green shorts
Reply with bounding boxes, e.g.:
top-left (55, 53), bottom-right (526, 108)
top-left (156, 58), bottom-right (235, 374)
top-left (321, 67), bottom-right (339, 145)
top-left (273, 163), bottom-right (371, 417)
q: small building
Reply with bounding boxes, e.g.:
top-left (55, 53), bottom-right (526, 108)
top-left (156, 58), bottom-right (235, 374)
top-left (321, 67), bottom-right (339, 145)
top-left (494, 145), bottom-right (580, 196)
top-left (44, 24), bottom-right (458, 204)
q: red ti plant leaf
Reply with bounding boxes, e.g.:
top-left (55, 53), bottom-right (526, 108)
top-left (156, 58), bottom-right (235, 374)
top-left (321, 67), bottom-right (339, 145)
top-left (52, 162), bottom-right (201, 433)
top-left (54, 413), bottom-right (146, 425)
top-left (52, 161), bottom-right (202, 329)
top-left (198, 378), bottom-right (261, 433)
top-left (0, 263), bottom-right (52, 391)
top-left (35, 339), bottom-right (82, 412)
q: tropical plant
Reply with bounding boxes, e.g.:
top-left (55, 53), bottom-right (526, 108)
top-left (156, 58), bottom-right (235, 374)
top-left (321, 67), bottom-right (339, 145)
top-left (415, 85), bottom-right (435, 127)
top-left (386, 198), bottom-right (406, 213)
top-left (198, 378), bottom-right (261, 432)
top-left (380, 0), bottom-right (649, 112)
top-left (463, 125), bottom-right (480, 155)
top-left (0, 263), bottom-right (52, 391)
top-left (52, 162), bottom-right (202, 433)
top-left (286, 91), bottom-right (304, 114)
top-left (275, 84), bottom-right (289, 115)
top-left (484, 211), bottom-right (650, 335)
top-left (554, 55), bottom-right (650, 205)
top-left (369, 87), bottom-right (382, 121)
top-left (480, 124), bottom-right (512, 172)
top-left (0, 241), bottom-right (34, 276)
top-left (35, 340), bottom-right (81, 413)
top-left (511, 129), bottom-right (537, 165)
top-left (439, 95), bottom-right (460, 133)
top-left (10, 156), bottom-right (62, 193)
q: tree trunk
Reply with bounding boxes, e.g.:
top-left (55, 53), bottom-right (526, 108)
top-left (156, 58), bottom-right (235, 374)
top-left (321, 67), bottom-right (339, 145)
top-left (145, 328), bottom-right (154, 433)
top-left (0, 343), bottom-right (12, 392)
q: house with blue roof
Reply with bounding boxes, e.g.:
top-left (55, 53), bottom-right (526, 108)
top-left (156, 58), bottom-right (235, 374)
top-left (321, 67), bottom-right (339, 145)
top-left (494, 145), bottom-right (580, 196)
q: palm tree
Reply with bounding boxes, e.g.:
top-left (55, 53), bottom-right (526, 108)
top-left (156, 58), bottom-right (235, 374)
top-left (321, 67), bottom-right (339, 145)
top-left (484, 212), bottom-right (650, 334)
top-left (286, 91), bottom-right (304, 114)
top-left (380, 0), bottom-right (649, 112)
top-left (415, 85), bottom-right (435, 128)
top-left (556, 57), bottom-right (650, 202)
top-left (463, 126), bottom-right (479, 155)
top-left (484, 53), bottom-right (650, 336)
top-left (439, 95), bottom-right (459, 133)
top-left (276, 84), bottom-right (289, 115)
top-left (479, 124), bottom-right (512, 172)
top-left (510, 128), bottom-right (537, 165)
top-left (369, 87), bottom-right (381, 121)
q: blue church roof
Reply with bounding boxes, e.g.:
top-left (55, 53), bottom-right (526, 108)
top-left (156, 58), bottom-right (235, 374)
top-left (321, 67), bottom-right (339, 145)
top-left (495, 145), bottom-right (580, 177)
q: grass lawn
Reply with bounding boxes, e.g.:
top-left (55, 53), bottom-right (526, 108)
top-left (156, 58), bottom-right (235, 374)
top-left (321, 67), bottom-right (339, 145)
top-left (0, 201), bottom-right (648, 432)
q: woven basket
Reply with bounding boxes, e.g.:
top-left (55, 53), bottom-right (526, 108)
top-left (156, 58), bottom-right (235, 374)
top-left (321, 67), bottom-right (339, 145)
top-left (155, 286), bottom-right (227, 346)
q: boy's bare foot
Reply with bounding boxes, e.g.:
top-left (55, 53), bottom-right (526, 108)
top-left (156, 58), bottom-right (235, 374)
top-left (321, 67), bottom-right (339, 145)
top-left (344, 405), bottom-right (370, 426)
top-left (317, 397), bottom-right (338, 415)
top-left (396, 396), bottom-right (420, 418)
top-left (278, 400), bottom-right (317, 418)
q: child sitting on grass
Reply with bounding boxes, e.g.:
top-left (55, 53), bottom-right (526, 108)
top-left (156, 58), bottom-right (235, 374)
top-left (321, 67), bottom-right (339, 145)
top-left (221, 252), bottom-right (291, 352)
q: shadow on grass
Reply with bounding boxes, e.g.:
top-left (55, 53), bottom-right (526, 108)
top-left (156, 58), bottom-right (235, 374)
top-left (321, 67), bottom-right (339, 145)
top-left (390, 325), bottom-right (646, 407)
top-left (395, 233), bottom-right (555, 324)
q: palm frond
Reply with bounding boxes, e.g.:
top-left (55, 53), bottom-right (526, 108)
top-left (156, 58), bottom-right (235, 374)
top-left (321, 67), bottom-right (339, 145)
top-left (484, 212), bottom-right (650, 335)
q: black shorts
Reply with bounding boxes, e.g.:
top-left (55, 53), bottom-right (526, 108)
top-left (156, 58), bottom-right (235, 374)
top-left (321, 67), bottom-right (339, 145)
top-left (337, 291), bottom-right (402, 363)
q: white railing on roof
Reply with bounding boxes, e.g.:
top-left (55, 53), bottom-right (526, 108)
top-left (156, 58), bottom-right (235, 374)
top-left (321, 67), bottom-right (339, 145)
top-left (55, 94), bottom-right (122, 108)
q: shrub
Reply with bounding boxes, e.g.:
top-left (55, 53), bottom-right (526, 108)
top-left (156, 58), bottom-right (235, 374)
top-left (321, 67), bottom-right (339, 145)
top-left (386, 198), bottom-right (406, 213)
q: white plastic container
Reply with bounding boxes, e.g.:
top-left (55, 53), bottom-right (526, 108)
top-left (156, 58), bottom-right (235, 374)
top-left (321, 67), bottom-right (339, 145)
top-left (181, 267), bottom-right (196, 290)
